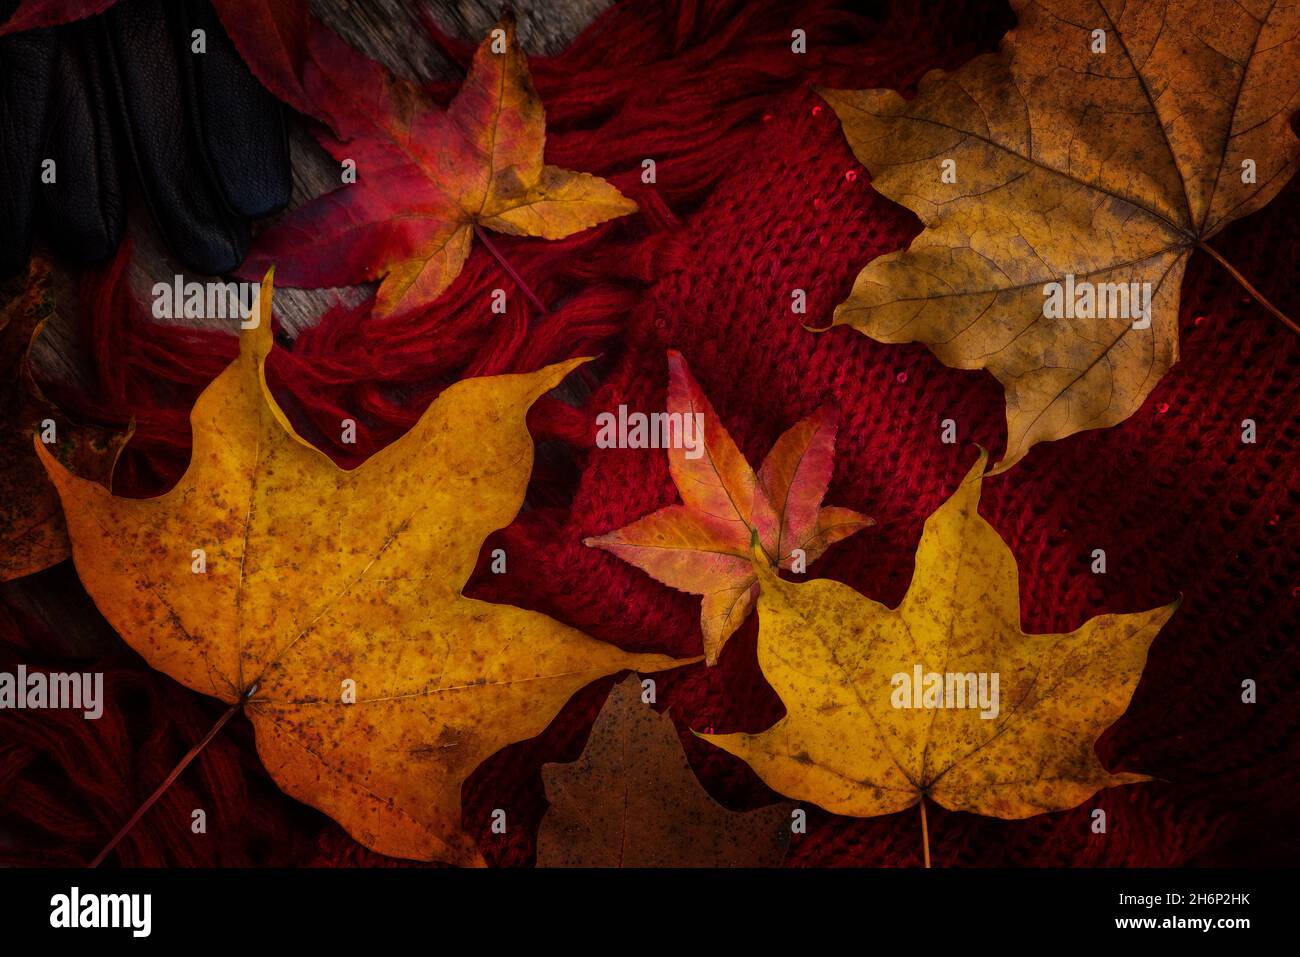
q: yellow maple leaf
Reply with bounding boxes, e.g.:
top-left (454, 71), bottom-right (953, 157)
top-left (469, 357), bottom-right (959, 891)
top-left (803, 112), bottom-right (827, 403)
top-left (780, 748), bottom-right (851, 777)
top-left (36, 273), bottom-right (692, 866)
top-left (822, 0), bottom-right (1299, 470)
top-left (700, 451), bottom-right (1176, 854)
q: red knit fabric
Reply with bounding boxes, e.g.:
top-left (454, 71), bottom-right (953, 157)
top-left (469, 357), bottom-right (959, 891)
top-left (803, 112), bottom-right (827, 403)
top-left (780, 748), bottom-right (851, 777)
top-left (3, 0), bottom-right (1298, 867)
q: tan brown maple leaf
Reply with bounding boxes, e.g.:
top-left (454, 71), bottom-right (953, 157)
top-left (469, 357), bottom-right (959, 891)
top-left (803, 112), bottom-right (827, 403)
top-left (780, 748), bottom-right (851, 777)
top-left (822, 0), bottom-right (1299, 470)
top-left (537, 674), bottom-right (793, 867)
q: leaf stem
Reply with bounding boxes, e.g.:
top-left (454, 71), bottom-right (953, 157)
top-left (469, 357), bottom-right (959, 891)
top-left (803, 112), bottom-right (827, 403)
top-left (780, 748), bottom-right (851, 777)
top-left (1197, 241), bottom-right (1299, 336)
top-left (89, 686), bottom-right (254, 868)
top-left (473, 224), bottom-right (549, 315)
top-left (919, 795), bottom-right (931, 869)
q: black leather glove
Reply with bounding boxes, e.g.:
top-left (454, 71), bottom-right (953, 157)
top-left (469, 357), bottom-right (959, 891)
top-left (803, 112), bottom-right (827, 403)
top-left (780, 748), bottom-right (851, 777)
top-left (0, 2), bottom-right (56, 276)
top-left (0, 0), bottom-right (291, 276)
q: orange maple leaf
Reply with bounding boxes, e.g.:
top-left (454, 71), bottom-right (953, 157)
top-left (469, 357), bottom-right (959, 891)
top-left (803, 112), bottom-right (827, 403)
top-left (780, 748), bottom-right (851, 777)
top-left (586, 351), bottom-right (873, 665)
